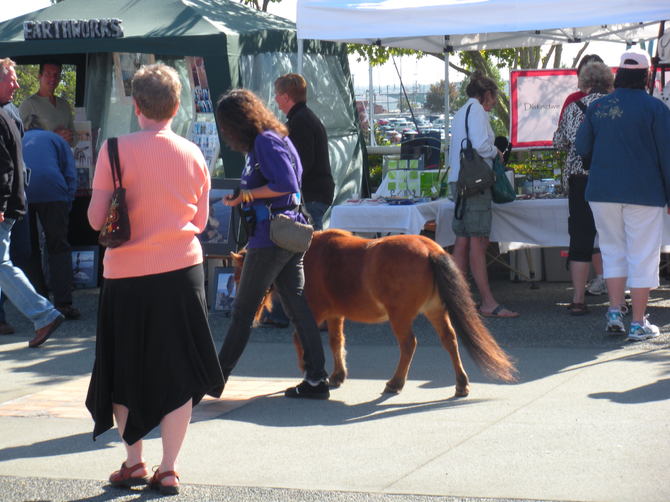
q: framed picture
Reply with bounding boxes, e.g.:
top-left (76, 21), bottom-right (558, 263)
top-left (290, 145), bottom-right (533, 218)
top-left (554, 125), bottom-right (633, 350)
top-left (113, 52), bottom-right (156, 102)
top-left (199, 179), bottom-right (241, 256)
top-left (210, 266), bottom-right (236, 314)
top-left (71, 246), bottom-right (99, 289)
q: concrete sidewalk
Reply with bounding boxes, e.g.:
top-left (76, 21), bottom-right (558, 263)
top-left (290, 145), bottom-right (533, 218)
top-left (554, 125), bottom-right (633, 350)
top-left (0, 282), bottom-right (669, 502)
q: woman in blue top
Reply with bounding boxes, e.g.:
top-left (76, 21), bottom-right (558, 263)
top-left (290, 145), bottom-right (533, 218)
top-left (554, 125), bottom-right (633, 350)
top-left (576, 51), bottom-right (670, 341)
top-left (215, 89), bottom-right (329, 399)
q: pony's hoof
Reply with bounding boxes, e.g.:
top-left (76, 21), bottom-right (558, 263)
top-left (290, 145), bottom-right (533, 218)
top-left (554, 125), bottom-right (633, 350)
top-left (454, 387), bottom-right (470, 398)
top-left (383, 384), bottom-right (402, 394)
top-left (328, 374), bottom-right (345, 388)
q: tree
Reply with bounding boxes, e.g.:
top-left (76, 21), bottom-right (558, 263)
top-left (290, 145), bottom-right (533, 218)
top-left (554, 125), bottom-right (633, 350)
top-left (425, 79), bottom-right (458, 114)
top-left (238, 0), bottom-right (282, 11)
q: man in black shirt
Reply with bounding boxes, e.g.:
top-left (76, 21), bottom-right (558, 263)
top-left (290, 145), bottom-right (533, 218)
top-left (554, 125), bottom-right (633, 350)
top-left (274, 73), bottom-right (334, 230)
top-left (262, 74), bottom-right (335, 329)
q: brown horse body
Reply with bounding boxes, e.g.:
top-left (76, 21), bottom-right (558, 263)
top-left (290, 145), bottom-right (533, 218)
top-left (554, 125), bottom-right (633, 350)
top-left (236, 229), bottom-right (517, 396)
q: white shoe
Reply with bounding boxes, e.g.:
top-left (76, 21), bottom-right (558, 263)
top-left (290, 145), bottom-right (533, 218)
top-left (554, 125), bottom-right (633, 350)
top-left (627, 316), bottom-right (660, 341)
top-left (586, 276), bottom-right (607, 296)
top-left (605, 309), bottom-right (625, 335)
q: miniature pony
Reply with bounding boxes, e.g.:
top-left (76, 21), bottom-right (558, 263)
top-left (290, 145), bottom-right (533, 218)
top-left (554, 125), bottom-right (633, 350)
top-left (232, 229), bottom-right (516, 396)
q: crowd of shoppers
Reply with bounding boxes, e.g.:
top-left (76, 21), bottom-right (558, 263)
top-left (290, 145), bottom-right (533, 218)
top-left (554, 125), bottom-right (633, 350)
top-left (1, 48), bottom-right (669, 494)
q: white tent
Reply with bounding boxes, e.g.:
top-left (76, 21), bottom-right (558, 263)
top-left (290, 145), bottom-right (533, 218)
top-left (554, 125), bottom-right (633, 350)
top-left (296, 0), bottom-right (669, 155)
top-left (296, 0), bottom-right (668, 52)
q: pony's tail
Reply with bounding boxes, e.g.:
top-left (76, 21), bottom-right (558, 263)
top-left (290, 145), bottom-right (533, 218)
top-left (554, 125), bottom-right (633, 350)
top-left (429, 253), bottom-right (517, 382)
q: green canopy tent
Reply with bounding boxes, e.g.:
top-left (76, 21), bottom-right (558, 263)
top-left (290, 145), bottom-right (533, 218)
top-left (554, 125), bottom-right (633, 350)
top-left (0, 0), bottom-right (363, 205)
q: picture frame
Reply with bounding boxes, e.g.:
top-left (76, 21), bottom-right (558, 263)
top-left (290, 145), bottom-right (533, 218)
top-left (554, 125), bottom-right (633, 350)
top-left (71, 246), bottom-right (99, 289)
top-left (199, 188), bottom-right (234, 255)
top-left (113, 52), bottom-right (156, 102)
top-left (199, 179), bottom-right (241, 256)
top-left (210, 266), bottom-right (236, 314)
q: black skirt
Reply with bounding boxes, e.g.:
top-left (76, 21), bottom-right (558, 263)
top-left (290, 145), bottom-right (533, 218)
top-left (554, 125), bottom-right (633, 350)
top-left (86, 264), bottom-right (224, 445)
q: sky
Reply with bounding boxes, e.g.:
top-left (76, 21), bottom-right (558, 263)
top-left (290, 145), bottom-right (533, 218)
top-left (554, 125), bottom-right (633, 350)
top-left (3, 0), bottom-right (628, 89)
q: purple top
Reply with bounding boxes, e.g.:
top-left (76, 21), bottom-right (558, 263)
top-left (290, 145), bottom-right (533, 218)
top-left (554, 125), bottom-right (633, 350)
top-left (242, 130), bottom-right (307, 248)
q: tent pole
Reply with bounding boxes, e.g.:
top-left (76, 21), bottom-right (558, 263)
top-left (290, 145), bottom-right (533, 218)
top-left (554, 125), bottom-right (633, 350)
top-left (368, 62), bottom-right (376, 146)
top-left (444, 37), bottom-right (450, 170)
top-left (297, 37), bottom-right (303, 74)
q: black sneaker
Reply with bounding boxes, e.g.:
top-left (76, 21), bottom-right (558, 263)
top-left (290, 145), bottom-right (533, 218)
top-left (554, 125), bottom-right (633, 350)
top-left (284, 380), bottom-right (330, 399)
top-left (259, 317), bottom-right (289, 329)
top-left (56, 305), bottom-right (81, 320)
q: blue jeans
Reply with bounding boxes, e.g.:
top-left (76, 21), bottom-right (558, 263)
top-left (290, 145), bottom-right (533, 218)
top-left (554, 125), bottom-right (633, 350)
top-left (305, 201), bottom-right (329, 231)
top-left (0, 212), bottom-right (31, 324)
top-left (218, 245), bottom-right (327, 383)
top-left (0, 218), bottom-right (60, 330)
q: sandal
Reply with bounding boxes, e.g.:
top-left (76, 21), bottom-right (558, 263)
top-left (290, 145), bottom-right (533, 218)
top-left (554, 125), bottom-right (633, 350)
top-left (567, 302), bottom-right (589, 316)
top-left (109, 461), bottom-right (149, 488)
top-left (478, 305), bottom-right (519, 318)
top-left (149, 468), bottom-right (180, 495)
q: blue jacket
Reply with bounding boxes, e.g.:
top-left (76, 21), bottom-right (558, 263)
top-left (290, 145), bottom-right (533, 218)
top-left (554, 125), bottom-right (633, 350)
top-left (575, 88), bottom-right (670, 207)
top-left (22, 129), bottom-right (76, 203)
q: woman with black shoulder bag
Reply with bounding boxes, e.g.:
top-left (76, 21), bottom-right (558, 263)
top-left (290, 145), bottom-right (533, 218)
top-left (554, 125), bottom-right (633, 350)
top-left (215, 89), bottom-right (329, 400)
top-left (447, 71), bottom-right (519, 318)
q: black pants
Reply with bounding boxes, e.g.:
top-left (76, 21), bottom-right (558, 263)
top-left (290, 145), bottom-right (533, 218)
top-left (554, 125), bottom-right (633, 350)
top-left (568, 175), bottom-right (599, 263)
top-left (26, 201), bottom-right (74, 306)
top-left (218, 245), bottom-right (327, 383)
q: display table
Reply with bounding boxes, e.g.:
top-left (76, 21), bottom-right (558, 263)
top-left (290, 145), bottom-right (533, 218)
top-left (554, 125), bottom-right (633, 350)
top-left (430, 198), bottom-right (570, 248)
top-left (329, 200), bottom-right (442, 235)
top-left (330, 198), bottom-right (670, 248)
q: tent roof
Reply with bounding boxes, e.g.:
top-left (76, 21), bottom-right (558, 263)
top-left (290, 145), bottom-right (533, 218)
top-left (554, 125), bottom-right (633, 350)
top-left (0, 0), bottom-right (295, 56)
top-left (297, 0), bottom-right (669, 52)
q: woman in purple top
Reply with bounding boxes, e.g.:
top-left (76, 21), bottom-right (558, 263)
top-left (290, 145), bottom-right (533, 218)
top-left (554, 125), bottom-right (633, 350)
top-left (215, 89), bottom-right (329, 399)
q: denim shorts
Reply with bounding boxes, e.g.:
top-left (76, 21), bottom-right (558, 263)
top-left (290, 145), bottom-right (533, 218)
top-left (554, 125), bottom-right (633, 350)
top-left (452, 188), bottom-right (492, 238)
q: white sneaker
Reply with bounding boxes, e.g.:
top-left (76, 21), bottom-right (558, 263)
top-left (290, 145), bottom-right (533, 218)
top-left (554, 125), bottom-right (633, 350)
top-left (586, 276), bottom-right (607, 296)
top-left (605, 309), bottom-right (625, 335)
top-left (627, 316), bottom-right (660, 341)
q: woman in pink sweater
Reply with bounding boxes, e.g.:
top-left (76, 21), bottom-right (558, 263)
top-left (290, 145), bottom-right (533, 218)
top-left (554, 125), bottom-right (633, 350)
top-left (85, 64), bottom-right (223, 495)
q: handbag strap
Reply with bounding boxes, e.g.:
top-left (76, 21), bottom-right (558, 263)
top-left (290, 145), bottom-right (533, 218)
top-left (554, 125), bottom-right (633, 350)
top-left (574, 99), bottom-right (588, 115)
top-left (107, 137), bottom-right (123, 190)
top-left (461, 103), bottom-right (474, 152)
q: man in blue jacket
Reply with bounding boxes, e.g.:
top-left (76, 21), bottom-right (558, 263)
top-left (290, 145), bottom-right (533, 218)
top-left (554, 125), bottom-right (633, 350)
top-left (0, 57), bottom-right (64, 347)
top-left (22, 127), bottom-right (79, 319)
top-left (576, 50), bottom-right (670, 341)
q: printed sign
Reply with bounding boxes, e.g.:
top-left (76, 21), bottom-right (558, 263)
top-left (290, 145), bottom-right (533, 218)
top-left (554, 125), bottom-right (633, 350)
top-left (510, 69), bottom-right (577, 148)
top-left (24, 19), bottom-right (123, 40)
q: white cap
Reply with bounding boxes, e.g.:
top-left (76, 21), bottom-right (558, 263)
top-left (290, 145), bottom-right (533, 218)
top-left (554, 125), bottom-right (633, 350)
top-left (619, 51), bottom-right (650, 69)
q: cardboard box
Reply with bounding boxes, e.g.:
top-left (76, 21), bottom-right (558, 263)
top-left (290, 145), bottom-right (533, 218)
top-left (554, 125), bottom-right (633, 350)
top-left (508, 248), bottom-right (543, 282)
top-left (543, 247), bottom-right (596, 282)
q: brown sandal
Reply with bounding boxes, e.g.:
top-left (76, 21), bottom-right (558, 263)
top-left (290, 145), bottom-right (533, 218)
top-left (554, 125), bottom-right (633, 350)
top-left (149, 468), bottom-right (180, 495)
top-left (567, 302), bottom-right (589, 316)
top-left (109, 461), bottom-right (148, 488)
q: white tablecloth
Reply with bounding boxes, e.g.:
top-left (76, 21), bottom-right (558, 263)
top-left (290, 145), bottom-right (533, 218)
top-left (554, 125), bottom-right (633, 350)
top-left (431, 198), bottom-right (570, 247)
top-left (329, 200), bottom-right (442, 235)
top-left (330, 198), bottom-right (670, 248)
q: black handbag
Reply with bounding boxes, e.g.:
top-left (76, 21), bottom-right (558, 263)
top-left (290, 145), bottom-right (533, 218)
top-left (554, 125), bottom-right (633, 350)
top-left (454, 104), bottom-right (496, 219)
top-left (456, 104), bottom-right (495, 198)
top-left (98, 137), bottom-right (131, 248)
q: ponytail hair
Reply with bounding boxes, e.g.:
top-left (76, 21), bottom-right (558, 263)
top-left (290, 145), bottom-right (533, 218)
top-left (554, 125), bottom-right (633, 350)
top-left (465, 70), bottom-right (499, 100)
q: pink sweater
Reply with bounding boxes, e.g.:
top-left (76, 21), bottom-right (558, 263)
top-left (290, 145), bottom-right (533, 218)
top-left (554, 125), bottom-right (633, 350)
top-left (88, 127), bottom-right (210, 279)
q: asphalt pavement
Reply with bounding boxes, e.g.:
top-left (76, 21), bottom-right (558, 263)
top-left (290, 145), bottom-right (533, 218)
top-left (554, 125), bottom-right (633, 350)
top-left (0, 279), bottom-right (669, 502)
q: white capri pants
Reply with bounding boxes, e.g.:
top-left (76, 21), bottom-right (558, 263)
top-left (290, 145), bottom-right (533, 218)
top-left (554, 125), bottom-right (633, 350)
top-left (589, 202), bottom-right (663, 289)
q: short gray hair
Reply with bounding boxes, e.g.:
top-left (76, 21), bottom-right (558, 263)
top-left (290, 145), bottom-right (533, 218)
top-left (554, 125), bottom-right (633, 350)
top-left (578, 62), bottom-right (613, 93)
top-left (0, 58), bottom-right (16, 81)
